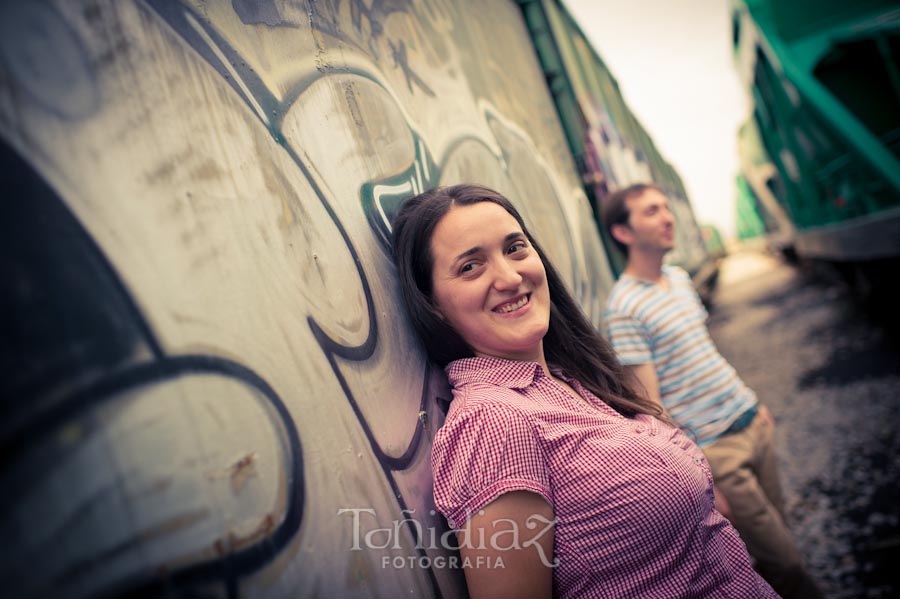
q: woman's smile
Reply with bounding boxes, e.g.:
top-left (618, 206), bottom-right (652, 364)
top-left (492, 293), bottom-right (531, 314)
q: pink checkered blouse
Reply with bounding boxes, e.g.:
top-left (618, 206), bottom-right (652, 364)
top-left (432, 357), bottom-right (779, 598)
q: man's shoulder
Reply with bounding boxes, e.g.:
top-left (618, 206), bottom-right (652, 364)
top-left (605, 274), bottom-right (651, 314)
top-left (663, 264), bottom-right (691, 284)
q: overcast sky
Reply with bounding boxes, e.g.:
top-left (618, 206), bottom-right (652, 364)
top-left (563, 0), bottom-right (750, 239)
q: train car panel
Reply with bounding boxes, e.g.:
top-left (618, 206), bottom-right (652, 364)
top-left (733, 0), bottom-right (900, 263)
top-left (0, 1), bottom-right (613, 596)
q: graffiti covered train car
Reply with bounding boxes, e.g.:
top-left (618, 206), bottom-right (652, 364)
top-left (0, 1), bottom-right (712, 596)
top-left (731, 0), bottom-right (900, 299)
top-left (518, 0), bottom-right (717, 301)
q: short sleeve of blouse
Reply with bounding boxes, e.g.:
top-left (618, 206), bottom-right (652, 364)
top-left (431, 390), bottom-right (552, 528)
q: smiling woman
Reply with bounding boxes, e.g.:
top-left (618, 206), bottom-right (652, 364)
top-left (390, 184), bottom-right (781, 598)
top-left (429, 201), bottom-right (551, 365)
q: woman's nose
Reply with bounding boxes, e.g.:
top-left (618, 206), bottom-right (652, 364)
top-left (492, 259), bottom-right (523, 290)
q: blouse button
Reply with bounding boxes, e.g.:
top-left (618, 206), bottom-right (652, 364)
top-left (693, 457), bottom-right (703, 465)
top-left (634, 427), bottom-right (644, 433)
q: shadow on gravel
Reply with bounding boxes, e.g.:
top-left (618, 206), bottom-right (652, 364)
top-left (794, 448), bottom-right (900, 597)
top-left (710, 254), bottom-right (900, 597)
top-left (796, 291), bottom-right (899, 389)
top-left (748, 276), bottom-right (818, 310)
top-left (797, 344), bottom-right (899, 389)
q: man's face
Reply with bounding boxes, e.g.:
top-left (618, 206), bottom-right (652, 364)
top-left (622, 188), bottom-right (676, 254)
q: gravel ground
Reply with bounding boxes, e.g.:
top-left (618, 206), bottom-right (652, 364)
top-left (706, 250), bottom-right (900, 599)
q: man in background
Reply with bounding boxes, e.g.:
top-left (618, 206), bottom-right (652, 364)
top-left (602, 183), bottom-right (821, 599)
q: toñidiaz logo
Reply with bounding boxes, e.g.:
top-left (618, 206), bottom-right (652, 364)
top-left (337, 508), bottom-right (559, 569)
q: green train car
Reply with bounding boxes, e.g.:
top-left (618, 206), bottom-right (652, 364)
top-left (736, 117), bottom-right (796, 255)
top-left (732, 0), bottom-right (900, 274)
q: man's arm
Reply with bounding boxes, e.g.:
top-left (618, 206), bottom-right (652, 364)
top-left (625, 362), bottom-right (664, 412)
top-left (456, 491), bottom-right (555, 598)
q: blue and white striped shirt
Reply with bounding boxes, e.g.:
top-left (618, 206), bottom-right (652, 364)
top-left (604, 265), bottom-right (757, 446)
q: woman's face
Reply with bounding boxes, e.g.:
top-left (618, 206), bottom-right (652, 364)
top-left (429, 201), bottom-right (551, 363)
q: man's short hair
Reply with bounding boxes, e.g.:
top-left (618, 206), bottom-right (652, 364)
top-left (601, 183), bottom-right (663, 256)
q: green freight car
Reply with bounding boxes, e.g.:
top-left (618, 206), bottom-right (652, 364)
top-left (732, 0), bottom-right (900, 278)
top-left (736, 117), bottom-right (796, 256)
top-left (735, 173), bottom-right (768, 241)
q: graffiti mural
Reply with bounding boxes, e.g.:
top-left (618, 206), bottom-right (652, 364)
top-left (0, 0), bottom-right (615, 596)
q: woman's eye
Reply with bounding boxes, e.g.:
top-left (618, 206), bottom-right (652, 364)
top-left (460, 262), bottom-right (476, 274)
top-left (508, 242), bottom-right (527, 254)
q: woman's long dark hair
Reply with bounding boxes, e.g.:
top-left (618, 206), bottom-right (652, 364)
top-left (391, 184), bottom-right (662, 419)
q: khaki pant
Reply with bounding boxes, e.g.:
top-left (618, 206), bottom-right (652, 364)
top-left (704, 409), bottom-right (822, 599)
